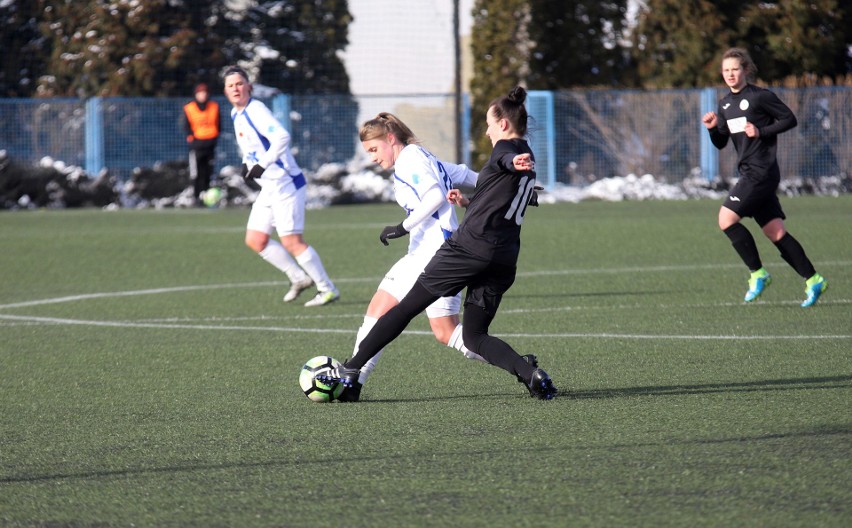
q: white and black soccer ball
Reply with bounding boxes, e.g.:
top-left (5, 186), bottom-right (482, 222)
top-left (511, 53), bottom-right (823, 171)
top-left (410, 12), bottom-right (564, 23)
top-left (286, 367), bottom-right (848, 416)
top-left (299, 355), bottom-right (344, 402)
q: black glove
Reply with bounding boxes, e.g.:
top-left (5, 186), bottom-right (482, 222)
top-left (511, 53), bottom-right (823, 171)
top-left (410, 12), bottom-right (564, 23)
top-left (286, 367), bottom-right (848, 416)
top-left (528, 185), bottom-right (544, 207)
top-left (246, 164), bottom-right (265, 182)
top-left (240, 164), bottom-right (248, 179)
top-left (379, 223), bottom-right (408, 246)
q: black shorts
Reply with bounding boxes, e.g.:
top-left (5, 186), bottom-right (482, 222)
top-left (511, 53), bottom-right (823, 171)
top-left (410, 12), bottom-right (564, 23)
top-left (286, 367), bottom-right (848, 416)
top-left (723, 175), bottom-right (785, 227)
top-left (419, 239), bottom-right (517, 316)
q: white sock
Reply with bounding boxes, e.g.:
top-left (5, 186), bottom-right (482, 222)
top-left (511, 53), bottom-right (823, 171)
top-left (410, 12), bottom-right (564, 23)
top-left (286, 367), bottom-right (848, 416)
top-left (448, 323), bottom-right (488, 363)
top-left (259, 239), bottom-right (308, 283)
top-left (296, 246), bottom-right (335, 292)
top-left (353, 316), bottom-right (384, 384)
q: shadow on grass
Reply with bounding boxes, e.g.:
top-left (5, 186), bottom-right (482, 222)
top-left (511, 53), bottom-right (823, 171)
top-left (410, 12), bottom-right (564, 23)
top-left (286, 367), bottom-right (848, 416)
top-left (365, 374), bottom-right (852, 403)
top-left (323, 374), bottom-right (852, 404)
top-left (568, 374), bottom-right (852, 400)
top-left (508, 290), bottom-right (667, 301)
top-left (4, 421), bottom-right (849, 486)
top-left (3, 376), bottom-right (849, 485)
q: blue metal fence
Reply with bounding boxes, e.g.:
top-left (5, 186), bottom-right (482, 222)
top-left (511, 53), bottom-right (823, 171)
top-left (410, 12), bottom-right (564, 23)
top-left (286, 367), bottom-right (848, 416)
top-left (524, 86), bottom-right (851, 188)
top-left (0, 93), bottom-right (465, 180)
top-left (2, 87), bottom-right (849, 187)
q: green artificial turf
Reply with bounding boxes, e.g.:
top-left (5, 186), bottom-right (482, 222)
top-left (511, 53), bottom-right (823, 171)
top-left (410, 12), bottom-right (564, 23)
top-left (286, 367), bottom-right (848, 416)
top-left (1, 197), bottom-right (850, 527)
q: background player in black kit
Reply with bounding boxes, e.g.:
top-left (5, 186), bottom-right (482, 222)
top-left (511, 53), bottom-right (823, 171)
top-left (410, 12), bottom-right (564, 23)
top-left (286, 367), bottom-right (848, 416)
top-left (702, 48), bottom-right (827, 308)
top-left (320, 86), bottom-right (558, 400)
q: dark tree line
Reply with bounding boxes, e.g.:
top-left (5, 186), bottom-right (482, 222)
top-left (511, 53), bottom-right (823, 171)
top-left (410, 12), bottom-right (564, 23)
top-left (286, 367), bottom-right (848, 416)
top-left (631, 0), bottom-right (850, 89)
top-left (0, 0), bottom-right (351, 98)
top-left (2, 0), bottom-right (849, 171)
top-left (467, 0), bottom-right (850, 166)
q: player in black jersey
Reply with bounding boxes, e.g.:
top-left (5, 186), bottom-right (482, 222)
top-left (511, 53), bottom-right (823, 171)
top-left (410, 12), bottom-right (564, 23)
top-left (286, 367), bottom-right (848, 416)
top-left (701, 48), bottom-right (827, 307)
top-left (320, 86), bottom-right (558, 400)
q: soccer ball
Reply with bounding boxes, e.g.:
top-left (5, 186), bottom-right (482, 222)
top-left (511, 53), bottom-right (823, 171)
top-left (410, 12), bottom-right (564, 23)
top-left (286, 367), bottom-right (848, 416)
top-left (201, 187), bottom-right (223, 207)
top-left (299, 355), bottom-right (344, 402)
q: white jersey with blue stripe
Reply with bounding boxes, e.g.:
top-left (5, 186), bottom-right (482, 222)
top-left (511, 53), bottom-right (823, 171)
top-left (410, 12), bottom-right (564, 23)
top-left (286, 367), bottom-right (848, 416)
top-left (231, 98), bottom-right (305, 195)
top-left (393, 144), bottom-right (477, 257)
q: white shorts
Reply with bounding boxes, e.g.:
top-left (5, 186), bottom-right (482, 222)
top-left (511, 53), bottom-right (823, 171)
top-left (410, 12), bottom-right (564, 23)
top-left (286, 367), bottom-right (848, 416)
top-left (379, 253), bottom-right (461, 318)
top-left (246, 186), bottom-right (306, 237)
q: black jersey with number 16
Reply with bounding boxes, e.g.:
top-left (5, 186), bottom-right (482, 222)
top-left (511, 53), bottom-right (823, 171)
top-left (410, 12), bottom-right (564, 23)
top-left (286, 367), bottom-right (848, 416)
top-left (451, 138), bottom-right (537, 266)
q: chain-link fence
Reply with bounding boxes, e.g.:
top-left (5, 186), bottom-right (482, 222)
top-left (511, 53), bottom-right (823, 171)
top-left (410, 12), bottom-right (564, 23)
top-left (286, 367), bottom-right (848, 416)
top-left (2, 87), bottom-right (849, 186)
top-left (526, 87), bottom-right (851, 187)
top-left (0, 93), bottom-right (465, 180)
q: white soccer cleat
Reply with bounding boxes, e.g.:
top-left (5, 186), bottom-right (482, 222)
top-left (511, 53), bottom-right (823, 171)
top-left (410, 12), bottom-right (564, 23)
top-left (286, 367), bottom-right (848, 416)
top-left (283, 278), bottom-right (314, 303)
top-left (304, 288), bottom-right (340, 307)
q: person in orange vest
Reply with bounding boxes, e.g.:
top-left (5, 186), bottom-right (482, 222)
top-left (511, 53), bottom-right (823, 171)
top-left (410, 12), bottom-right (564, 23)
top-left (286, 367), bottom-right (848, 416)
top-left (183, 83), bottom-right (221, 204)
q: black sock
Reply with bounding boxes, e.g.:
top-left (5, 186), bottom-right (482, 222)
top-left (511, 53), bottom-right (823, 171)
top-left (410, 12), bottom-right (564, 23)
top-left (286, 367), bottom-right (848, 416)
top-left (774, 232), bottom-right (816, 279)
top-left (462, 305), bottom-right (536, 382)
top-left (723, 223), bottom-right (762, 272)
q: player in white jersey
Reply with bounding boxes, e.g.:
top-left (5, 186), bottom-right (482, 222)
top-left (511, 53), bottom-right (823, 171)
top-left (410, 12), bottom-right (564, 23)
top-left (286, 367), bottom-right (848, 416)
top-left (223, 66), bottom-right (339, 307)
top-left (319, 89), bottom-right (556, 402)
top-left (337, 113), bottom-right (496, 402)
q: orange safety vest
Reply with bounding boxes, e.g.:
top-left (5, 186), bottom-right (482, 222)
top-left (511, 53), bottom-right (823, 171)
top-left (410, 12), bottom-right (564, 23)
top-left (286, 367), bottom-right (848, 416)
top-left (184, 100), bottom-right (220, 140)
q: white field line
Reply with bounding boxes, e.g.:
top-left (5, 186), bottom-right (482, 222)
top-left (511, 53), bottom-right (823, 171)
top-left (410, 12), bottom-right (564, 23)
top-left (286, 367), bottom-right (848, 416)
top-left (499, 298), bottom-right (852, 314)
top-left (0, 313), bottom-right (354, 334)
top-left (1, 262), bottom-right (849, 340)
top-left (0, 312), bottom-right (849, 340)
top-left (3, 259), bottom-right (850, 311)
top-left (516, 259), bottom-right (852, 277)
top-left (0, 314), bottom-right (852, 341)
top-left (0, 277), bottom-right (377, 310)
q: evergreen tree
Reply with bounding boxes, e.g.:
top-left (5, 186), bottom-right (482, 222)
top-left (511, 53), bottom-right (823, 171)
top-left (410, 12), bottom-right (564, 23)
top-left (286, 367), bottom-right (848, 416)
top-left (469, 1), bottom-right (633, 165)
top-left (526, 0), bottom-right (630, 89)
top-left (13, 0), bottom-right (351, 98)
top-left (737, 0), bottom-right (849, 82)
top-left (469, 0), bottom-right (532, 168)
top-left (631, 0), bottom-right (851, 88)
top-left (630, 0), bottom-right (737, 88)
top-left (235, 0), bottom-right (351, 94)
top-left (36, 0), bottom-right (223, 97)
top-left (0, 0), bottom-right (48, 97)
top-left (224, 1), bottom-right (355, 169)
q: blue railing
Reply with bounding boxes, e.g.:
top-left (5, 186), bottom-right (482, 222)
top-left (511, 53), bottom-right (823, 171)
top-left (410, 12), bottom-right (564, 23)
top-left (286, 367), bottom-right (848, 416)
top-left (2, 87), bottom-right (849, 187)
top-left (524, 87), bottom-right (850, 187)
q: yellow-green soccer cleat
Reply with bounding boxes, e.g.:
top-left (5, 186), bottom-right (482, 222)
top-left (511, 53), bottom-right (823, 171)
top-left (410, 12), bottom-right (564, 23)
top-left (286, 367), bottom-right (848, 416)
top-left (744, 271), bottom-right (771, 302)
top-left (801, 275), bottom-right (827, 308)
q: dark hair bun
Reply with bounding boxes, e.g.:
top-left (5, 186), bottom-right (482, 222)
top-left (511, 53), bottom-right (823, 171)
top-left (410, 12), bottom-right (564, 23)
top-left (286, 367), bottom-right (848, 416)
top-left (508, 86), bottom-right (527, 104)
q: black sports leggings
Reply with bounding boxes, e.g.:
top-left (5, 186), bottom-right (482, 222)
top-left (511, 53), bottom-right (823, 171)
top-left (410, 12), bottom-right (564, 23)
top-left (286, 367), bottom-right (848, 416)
top-left (348, 282), bottom-right (534, 380)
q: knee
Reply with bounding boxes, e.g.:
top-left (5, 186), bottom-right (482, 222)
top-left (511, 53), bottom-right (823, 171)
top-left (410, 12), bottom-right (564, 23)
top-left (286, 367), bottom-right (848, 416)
top-left (432, 327), bottom-right (453, 346)
top-left (245, 232), bottom-right (267, 253)
top-left (429, 316), bottom-right (459, 346)
top-left (718, 207), bottom-right (739, 231)
top-left (280, 234), bottom-right (307, 255)
top-left (762, 220), bottom-right (786, 242)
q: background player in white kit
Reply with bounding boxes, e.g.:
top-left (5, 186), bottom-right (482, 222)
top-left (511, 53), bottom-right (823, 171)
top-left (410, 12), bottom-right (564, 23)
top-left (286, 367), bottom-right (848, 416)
top-left (223, 66), bottom-right (339, 307)
top-left (338, 112), bottom-right (494, 401)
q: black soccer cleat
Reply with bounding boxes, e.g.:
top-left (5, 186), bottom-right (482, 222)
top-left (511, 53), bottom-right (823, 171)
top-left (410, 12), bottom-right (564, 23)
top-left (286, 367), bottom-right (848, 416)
top-left (527, 368), bottom-right (558, 400)
top-left (315, 366), bottom-right (360, 389)
top-left (516, 354), bottom-right (539, 395)
top-left (335, 380), bottom-right (363, 402)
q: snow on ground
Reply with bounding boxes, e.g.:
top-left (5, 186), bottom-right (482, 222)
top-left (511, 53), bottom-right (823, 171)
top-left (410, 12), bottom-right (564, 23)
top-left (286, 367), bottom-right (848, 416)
top-left (3, 151), bottom-right (849, 211)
